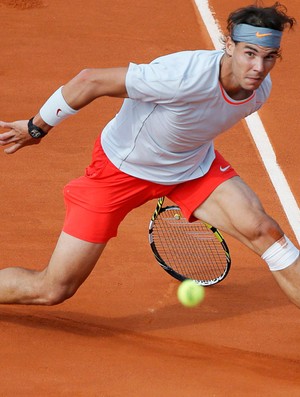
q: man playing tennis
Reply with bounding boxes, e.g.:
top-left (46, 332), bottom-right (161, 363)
top-left (1, 2), bottom-right (300, 307)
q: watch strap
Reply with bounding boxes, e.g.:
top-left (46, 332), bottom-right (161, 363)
top-left (28, 117), bottom-right (48, 139)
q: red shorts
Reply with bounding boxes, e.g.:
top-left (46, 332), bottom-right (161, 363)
top-left (63, 138), bottom-right (238, 243)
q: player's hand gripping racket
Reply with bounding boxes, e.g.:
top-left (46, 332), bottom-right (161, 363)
top-left (148, 197), bottom-right (231, 286)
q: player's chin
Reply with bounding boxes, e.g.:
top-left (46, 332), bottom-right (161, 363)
top-left (244, 77), bottom-right (263, 90)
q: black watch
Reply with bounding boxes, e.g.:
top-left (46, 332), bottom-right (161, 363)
top-left (28, 117), bottom-right (48, 139)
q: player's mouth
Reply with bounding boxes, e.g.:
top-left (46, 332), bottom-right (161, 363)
top-left (246, 76), bottom-right (262, 82)
top-left (244, 76), bottom-right (263, 88)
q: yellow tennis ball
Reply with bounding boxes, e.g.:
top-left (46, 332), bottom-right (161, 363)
top-left (177, 279), bottom-right (205, 307)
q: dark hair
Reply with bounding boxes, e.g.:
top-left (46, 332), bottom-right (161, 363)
top-left (227, 1), bottom-right (296, 34)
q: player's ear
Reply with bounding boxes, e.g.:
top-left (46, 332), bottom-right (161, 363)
top-left (225, 36), bottom-right (235, 57)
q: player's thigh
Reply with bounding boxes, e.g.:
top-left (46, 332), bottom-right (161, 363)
top-left (193, 176), bottom-right (260, 223)
top-left (193, 176), bottom-right (282, 252)
top-left (43, 231), bottom-right (105, 295)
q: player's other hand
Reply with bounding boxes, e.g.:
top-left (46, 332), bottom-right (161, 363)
top-left (0, 120), bottom-right (40, 154)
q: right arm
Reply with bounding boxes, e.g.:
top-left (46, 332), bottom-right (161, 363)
top-left (60, 67), bottom-right (129, 109)
top-left (0, 67), bottom-right (129, 154)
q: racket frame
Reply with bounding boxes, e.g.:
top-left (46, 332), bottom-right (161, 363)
top-left (148, 197), bottom-right (231, 286)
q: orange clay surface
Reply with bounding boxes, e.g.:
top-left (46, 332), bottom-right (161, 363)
top-left (1, 0), bottom-right (300, 396)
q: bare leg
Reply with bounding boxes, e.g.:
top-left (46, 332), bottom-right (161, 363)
top-left (0, 232), bottom-right (106, 305)
top-left (193, 176), bottom-right (300, 307)
top-left (271, 262), bottom-right (300, 307)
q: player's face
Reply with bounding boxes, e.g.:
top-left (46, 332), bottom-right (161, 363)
top-left (226, 39), bottom-right (279, 91)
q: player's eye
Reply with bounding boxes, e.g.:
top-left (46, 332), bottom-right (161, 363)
top-left (265, 54), bottom-right (277, 60)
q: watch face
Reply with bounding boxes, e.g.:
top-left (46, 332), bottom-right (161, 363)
top-left (28, 118), bottom-right (47, 139)
top-left (29, 128), bottom-right (43, 139)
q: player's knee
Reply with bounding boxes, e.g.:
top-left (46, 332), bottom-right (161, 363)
top-left (244, 212), bottom-right (282, 243)
top-left (258, 216), bottom-right (282, 240)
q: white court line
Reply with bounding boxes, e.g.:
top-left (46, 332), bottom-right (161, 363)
top-left (194, 0), bottom-right (300, 244)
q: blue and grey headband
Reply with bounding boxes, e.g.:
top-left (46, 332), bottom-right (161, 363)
top-left (232, 23), bottom-right (282, 48)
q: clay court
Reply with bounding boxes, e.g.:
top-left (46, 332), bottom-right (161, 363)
top-left (1, 0), bottom-right (300, 395)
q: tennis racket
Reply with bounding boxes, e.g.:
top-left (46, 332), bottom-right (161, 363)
top-left (148, 197), bottom-right (231, 286)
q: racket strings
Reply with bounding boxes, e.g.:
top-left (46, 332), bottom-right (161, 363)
top-left (151, 208), bottom-right (228, 282)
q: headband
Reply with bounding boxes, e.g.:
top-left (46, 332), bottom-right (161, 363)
top-left (232, 23), bottom-right (282, 48)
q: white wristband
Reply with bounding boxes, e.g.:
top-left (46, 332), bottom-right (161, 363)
top-left (39, 86), bottom-right (78, 127)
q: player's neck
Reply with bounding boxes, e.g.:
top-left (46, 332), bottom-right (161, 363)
top-left (219, 54), bottom-right (254, 101)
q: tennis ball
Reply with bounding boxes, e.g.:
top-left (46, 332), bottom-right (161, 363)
top-left (177, 279), bottom-right (205, 307)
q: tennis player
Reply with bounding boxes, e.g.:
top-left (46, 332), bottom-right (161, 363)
top-left (1, 2), bottom-right (300, 307)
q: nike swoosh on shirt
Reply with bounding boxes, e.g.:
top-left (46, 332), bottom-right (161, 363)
top-left (220, 165), bottom-right (231, 172)
top-left (255, 32), bottom-right (272, 38)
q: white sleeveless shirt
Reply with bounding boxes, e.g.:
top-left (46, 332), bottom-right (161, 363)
top-left (101, 50), bottom-right (271, 185)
